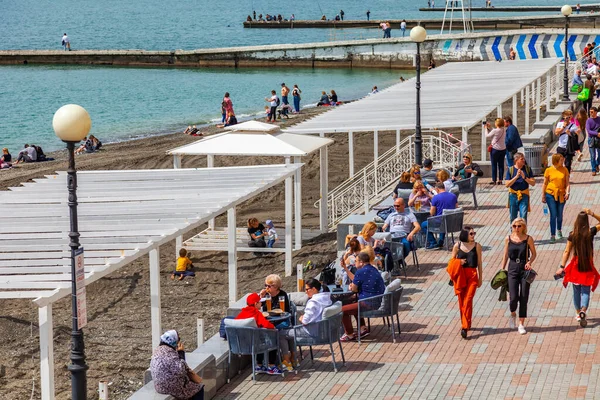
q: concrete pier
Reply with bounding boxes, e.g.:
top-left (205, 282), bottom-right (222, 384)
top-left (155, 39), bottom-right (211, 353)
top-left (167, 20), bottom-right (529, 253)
top-left (419, 3), bottom-right (600, 12)
top-left (243, 13), bottom-right (600, 30)
top-left (1, 29), bottom-right (599, 69)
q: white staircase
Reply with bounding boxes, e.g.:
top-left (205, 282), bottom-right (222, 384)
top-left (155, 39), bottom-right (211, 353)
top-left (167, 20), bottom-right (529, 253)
top-left (317, 130), bottom-right (471, 230)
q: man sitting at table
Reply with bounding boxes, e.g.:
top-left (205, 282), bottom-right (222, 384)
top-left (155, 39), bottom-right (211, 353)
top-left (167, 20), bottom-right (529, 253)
top-left (382, 198), bottom-right (421, 257)
top-left (340, 252), bottom-right (386, 342)
top-left (424, 182), bottom-right (458, 249)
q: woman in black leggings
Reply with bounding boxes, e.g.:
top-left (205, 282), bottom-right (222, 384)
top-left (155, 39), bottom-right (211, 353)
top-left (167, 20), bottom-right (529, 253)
top-left (500, 217), bottom-right (537, 335)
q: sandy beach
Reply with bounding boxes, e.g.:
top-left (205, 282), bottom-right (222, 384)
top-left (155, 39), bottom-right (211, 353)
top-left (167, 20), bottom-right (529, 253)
top-left (0, 108), bottom-right (400, 399)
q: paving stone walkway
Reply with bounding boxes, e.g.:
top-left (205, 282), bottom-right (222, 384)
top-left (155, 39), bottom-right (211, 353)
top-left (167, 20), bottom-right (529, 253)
top-left (216, 154), bottom-right (600, 400)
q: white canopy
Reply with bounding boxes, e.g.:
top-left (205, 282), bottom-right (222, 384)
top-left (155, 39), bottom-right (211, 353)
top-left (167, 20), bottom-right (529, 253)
top-left (168, 131), bottom-right (333, 157)
top-left (285, 58), bottom-right (561, 134)
top-left (0, 164), bottom-right (300, 400)
top-left (224, 120), bottom-right (279, 133)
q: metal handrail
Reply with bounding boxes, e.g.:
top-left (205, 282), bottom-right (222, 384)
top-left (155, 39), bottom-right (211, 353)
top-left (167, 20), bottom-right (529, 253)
top-left (317, 130), bottom-right (470, 229)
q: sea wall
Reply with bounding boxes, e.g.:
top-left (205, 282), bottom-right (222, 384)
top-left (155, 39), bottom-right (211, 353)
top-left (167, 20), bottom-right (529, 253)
top-left (1, 29), bottom-right (599, 69)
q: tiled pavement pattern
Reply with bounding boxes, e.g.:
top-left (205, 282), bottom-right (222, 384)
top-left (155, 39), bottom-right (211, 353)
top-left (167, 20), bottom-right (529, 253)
top-left (216, 156), bottom-right (600, 400)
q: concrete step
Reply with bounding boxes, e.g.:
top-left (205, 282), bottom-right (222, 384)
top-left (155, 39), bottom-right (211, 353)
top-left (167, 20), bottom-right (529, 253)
top-left (522, 128), bottom-right (552, 145)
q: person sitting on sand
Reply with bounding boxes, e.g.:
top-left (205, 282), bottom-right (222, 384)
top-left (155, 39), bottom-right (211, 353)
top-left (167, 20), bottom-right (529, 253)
top-left (317, 91), bottom-right (330, 106)
top-left (13, 144), bottom-right (37, 164)
top-left (247, 217), bottom-right (267, 248)
top-left (329, 90), bottom-right (338, 105)
top-left (184, 125), bottom-right (200, 135)
top-left (224, 110), bottom-right (238, 126)
top-left (171, 248), bottom-right (196, 281)
top-left (1, 148), bottom-right (12, 169)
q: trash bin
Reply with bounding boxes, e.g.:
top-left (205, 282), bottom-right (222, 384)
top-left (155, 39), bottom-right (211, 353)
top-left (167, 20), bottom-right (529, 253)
top-left (523, 144), bottom-right (547, 176)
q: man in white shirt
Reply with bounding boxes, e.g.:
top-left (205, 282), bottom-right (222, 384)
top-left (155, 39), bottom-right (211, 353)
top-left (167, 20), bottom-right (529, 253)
top-left (265, 90), bottom-right (278, 122)
top-left (62, 33), bottom-right (71, 51)
top-left (382, 198), bottom-right (421, 257)
top-left (401, 20), bottom-right (407, 37)
top-left (14, 144), bottom-right (37, 164)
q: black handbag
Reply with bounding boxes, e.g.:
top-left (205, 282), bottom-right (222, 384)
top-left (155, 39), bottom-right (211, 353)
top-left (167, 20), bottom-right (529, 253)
top-left (320, 262), bottom-right (336, 285)
top-left (593, 135), bottom-right (600, 149)
top-left (524, 269), bottom-right (537, 284)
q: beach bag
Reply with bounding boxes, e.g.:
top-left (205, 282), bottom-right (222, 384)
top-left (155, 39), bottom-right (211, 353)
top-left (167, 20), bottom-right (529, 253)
top-left (577, 88), bottom-right (590, 101)
top-left (571, 84), bottom-right (583, 93)
top-left (377, 206), bottom-right (394, 221)
top-left (320, 262), bottom-right (336, 285)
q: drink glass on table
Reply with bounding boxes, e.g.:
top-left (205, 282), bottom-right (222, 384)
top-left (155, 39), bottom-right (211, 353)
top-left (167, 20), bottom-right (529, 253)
top-left (265, 294), bottom-right (272, 311)
top-left (298, 278), bottom-right (304, 292)
top-left (279, 296), bottom-right (285, 311)
top-left (415, 200), bottom-right (421, 211)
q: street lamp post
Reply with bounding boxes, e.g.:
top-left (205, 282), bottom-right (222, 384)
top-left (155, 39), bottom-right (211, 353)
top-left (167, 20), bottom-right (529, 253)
top-left (410, 26), bottom-right (427, 166)
top-left (52, 104), bottom-right (92, 400)
top-left (562, 4), bottom-right (572, 101)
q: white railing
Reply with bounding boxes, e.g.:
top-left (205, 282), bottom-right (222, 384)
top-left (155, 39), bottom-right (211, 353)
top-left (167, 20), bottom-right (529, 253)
top-left (317, 130), bottom-right (470, 229)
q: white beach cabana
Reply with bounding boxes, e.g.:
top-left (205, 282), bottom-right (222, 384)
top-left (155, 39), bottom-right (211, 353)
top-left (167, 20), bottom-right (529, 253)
top-left (168, 121), bottom-right (334, 237)
top-left (0, 164), bottom-right (300, 400)
top-left (285, 58), bottom-right (563, 173)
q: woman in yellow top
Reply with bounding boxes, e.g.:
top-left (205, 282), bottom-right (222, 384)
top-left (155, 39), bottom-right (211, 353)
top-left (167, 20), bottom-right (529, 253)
top-left (542, 153), bottom-right (571, 243)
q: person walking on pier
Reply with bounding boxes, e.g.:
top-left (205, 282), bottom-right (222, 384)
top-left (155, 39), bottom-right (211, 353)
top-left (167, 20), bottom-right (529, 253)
top-left (366, 10), bottom-right (371, 21)
top-left (586, 107), bottom-right (600, 175)
top-left (61, 33), bottom-right (70, 51)
top-left (542, 153), bottom-right (570, 242)
top-left (504, 116), bottom-right (523, 176)
top-left (401, 20), bottom-right (407, 37)
top-left (505, 152), bottom-right (535, 223)
top-left (340, 10), bottom-right (345, 21)
top-left (485, 118), bottom-right (507, 185)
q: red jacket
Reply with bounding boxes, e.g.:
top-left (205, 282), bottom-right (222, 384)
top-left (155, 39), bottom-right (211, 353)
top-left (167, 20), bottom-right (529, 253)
top-left (235, 306), bottom-right (275, 329)
top-left (563, 256), bottom-right (600, 291)
top-left (446, 258), bottom-right (466, 295)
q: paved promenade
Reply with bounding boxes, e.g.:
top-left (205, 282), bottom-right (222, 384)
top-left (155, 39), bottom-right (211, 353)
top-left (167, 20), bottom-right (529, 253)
top-left (217, 155), bottom-right (600, 400)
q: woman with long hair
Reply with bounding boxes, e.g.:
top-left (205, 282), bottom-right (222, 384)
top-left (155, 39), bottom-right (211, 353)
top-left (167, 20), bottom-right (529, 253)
top-left (409, 164), bottom-right (421, 183)
top-left (357, 221), bottom-right (379, 249)
top-left (555, 209), bottom-right (600, 327)
top-left (500, 217), bottom-right (537, 335)
top-left (542, 153), bottom-right (571, 242)
top-left (451, 226), bottom-right (483, 339)
top-left (408, 180), bottom-right (433, 207)
top-left (576, 108), bottom-right (588, 162)
top-left (341, 238), bottom-right (361, 284)
top-left (485, 118), bottom-right (507, 185)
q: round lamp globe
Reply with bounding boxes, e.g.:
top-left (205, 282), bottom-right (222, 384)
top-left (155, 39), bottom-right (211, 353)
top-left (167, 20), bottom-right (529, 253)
top-left (410, 26), bottom-right (427, 43)
top-left (53, 104), bottom-right (92, 142)
top-left (561, 5), bottom-right (572, 16)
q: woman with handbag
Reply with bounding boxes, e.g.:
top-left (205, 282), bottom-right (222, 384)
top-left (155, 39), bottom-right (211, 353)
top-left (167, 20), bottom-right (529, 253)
top-left (484, 118), bottom-right (507, 185)
top-left (500, 217), bottom-right (537, 335)
top-left (542, 153), bottom-right (570, 242)
top-left (555, 209), bottom-right (600, 328)
top-left (554, 110), bottom-right (578, 172)
top-left (451, 226), bottom-right (483, 339)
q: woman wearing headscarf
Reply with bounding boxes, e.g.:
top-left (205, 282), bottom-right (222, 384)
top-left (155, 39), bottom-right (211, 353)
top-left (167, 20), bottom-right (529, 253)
top-left (150, 330), bottom-right (204, 399)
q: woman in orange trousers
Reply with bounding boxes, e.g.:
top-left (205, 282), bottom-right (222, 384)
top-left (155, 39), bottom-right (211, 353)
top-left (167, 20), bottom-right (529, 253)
top-left (451, 226), bottom-right (483, 339)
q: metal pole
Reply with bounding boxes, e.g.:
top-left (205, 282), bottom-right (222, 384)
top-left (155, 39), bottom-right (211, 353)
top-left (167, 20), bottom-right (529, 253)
top-left (66, 141), bottom-right (88, 400)
top-left (415, 42), bottom-right (423, 166)
top-left (563, 15), bottom-right (570, 100)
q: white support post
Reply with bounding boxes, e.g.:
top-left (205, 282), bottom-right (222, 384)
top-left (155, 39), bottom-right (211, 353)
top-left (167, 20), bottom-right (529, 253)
top-left (521, 88), bottom-right (524, 105)
top-left (363, 169), bottom-right (369, 214)
top-left (396, 129), bottom-right (401, 151)
top-left (175, 236), bottom-right (182, 261)
top-left (319, 136), bottom-right (328, 232)
top-left (497, 105), bottom-right (502, 118)
top-left (462, 126), bottom-right (468, 146)
top-left (227, 207), bottom-right (237, 304)
top-left (293, 156), bottom-right (302, 251)
top-left (555, 64), bottom-right (561, 101)
top-left (481, 124), bottom-right (486, 161)
top-left (536, 77), bottom-right (541, 122)
top-left (512, 95), bottom-right (518, 127)
top-left (546, 71), bottom-right (551, 111)
top-left (525, 85), bottom-right (531, 135)
top-left (373, 130), bottom-right (379, 167)
top-left (348, 131), bottom-right (354, 178)
top-left (173, 154), bottom-right (182, 169)
top-left (531, 82), bottom-right (535, 103)
top-left (207, 155), bottom-right (215, 230)
top-left (284, 172), bottom-right (293, 277)
top-left (149, 248), bottom-right (162, 348)
top-left (197, 318), bottom-right (204, 346)
top-left (39, 305), bottom-right (55, 400)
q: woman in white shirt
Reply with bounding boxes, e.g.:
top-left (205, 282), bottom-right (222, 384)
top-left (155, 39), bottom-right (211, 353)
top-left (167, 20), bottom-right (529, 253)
top-left (555, 110), bottom-right (578, 172)
top-left (485, 118), bottom-right (507, 185)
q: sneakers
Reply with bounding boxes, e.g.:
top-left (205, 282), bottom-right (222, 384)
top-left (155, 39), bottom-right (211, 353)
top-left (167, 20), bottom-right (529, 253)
top-left (518, 324), bottom-right (527, 335)
top-left (557, 231), bottom-right (563, 240)
top-left (340, 333), bottom-right (356, 342)
top-left (281, 360), bottom-right (294, 372)
top-left (460, 328), bottom-right (467, 339)
top-left (359, 327), bottom-right (370, 338)
top-left (267, 365), bottom-right (284, 375)
top-left (550, 236), bottom-right (556, 243)
top-left (254, 365), bottom-right (268, 374)
top-left (509, 314), bottom-right (516, 329)
top-left (576, 314), bottom-right (581, 321)
top-left (578, 153), bottom-right (584, 162)
top-left (580, 311), bottom-right (588, 328)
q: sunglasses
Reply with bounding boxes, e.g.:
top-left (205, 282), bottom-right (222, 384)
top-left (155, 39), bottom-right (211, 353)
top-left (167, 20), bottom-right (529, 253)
top-left (304, 286), bottom-right (315, 292)
top-left (265, 284), bottom-right (275, 288)
top-left (512, 224), bottom-right (523, 228)
top-left (469, 232), bottom-right (476, 236)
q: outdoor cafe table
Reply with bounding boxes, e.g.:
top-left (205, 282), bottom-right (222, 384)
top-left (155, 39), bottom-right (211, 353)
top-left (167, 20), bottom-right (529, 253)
top-left (265, 312), bottom-right (291, 327)
top-left (410, 206), bottom-right (431, 225)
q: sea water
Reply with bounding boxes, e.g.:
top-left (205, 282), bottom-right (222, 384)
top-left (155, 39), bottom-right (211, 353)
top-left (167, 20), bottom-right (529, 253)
top-left (0, 65), bottom-right (409, 152)
top-left (0, 0), bottom-right (577, 152)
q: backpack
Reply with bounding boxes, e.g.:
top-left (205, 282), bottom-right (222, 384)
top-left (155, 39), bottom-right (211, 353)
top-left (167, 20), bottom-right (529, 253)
top-left (275, 97), bottom-right (281, 107)
top-left (320, 262), bottom-right (336, 285)
top-left (219, 316), bottom-right (235, 339)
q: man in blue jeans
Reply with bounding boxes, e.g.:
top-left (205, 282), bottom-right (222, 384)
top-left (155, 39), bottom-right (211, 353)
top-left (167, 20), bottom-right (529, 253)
top-left (382, 198), bottom-right (421, 257)
top-left (505, 152), bottom-right (535, 222)
top-left (425, 182), bottom-right (458, 249)
top-left (504, 116), bottom-right (523, 179)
